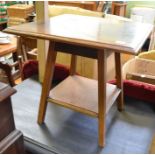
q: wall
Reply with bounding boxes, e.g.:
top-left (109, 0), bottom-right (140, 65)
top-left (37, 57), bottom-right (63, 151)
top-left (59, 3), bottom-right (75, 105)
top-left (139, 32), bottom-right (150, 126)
top-left (126, 1), bottom-right (155, 17)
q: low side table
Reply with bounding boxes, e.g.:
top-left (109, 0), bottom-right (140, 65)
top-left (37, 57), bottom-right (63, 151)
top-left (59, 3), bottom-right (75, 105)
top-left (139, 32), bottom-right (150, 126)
top-left (4, 14), bottom-right (153, 147)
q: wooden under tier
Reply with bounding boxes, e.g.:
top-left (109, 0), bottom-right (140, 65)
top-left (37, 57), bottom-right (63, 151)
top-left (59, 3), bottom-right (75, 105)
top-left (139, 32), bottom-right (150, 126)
top-left (48, 75), bottom-right (121, 117)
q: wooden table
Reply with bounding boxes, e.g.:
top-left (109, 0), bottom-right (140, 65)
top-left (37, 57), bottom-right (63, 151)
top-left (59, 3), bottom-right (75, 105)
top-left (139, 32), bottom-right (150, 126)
top-left (0, 37), bottom-right (17, 57)
top-left (4, 14), bottom-right (153, 147)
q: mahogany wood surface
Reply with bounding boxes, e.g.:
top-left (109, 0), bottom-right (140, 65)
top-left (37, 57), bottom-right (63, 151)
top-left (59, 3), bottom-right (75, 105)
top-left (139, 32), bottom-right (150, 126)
top-left (0, 82), bottom-right (25, 153)
top-left (4, 14), bottom-right (153, 54)
top-left (0, 130), bottom-right (25, 154)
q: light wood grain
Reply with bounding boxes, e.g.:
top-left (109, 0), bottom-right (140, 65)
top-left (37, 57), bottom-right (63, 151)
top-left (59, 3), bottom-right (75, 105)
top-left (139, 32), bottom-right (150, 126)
top-left (37, 42), bottom-right (57, 124)
top-left (48, 75), bottom-right (121, 117)
top-left (70, 55), bottom-right (77, 75)
top-left (35, 1), bottom-right (49, 82)
top-left (97, 50), bottom-right (107, 147)
top-left (4, 14), bottom-right (153, 54)
top-left (0, 37), bottom-right (16, 57)
top-left (4, 13), bottom-right (152, 147)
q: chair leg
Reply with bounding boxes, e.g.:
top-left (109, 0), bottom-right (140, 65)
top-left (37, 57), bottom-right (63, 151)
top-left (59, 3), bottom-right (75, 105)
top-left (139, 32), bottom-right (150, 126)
top-left (37, 42), bottom-right (57, 124)
top-left (97, 50), bottom-right (107, 147)
top-left (115, 52), bottom-right (124, 111)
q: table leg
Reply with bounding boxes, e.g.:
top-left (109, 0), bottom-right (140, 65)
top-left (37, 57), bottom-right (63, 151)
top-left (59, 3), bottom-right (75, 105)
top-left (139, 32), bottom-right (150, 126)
top-left (97, 50), bottom-right (107, 147)
top-left (38, 42), bottom-right (57, 124)
top-left (70, 54), bottom-right (77, 75)
top-left (115, 52), bottom-right (124, 111)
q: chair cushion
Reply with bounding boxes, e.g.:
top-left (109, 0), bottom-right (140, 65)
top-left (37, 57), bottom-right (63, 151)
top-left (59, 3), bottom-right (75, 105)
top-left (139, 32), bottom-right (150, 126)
top-left (22, 60), bottom-right (38, 80)
top-left (22, 60), bottom-right (70, 82)
top-left (53, 63), bottom-right (70, 82)
top-left (109, 79), bottom-right (155, 103)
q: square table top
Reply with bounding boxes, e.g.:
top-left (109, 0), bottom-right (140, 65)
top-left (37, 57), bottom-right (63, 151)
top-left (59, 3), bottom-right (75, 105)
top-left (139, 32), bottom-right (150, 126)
top-left (4, 14), bottom-right (153, 55)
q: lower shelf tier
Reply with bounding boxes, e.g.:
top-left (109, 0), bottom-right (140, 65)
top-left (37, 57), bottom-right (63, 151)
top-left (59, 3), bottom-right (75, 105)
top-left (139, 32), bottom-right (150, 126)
top-left (48, 75), bottom-right (121, 117)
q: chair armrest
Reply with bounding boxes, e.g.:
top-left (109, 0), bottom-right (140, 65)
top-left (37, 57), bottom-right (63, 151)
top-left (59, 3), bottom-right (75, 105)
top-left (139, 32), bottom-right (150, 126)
top-left (0, 62), bottom-right (15, 87)
top-left (27, 48), bottom-right (38, 60)
top-left (9, 61), bottom-right (19, 68)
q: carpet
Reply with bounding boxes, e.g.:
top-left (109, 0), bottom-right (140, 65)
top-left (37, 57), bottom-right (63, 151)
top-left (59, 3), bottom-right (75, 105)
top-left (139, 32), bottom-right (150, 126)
top-left (11, 78), bottom-right (155, 153)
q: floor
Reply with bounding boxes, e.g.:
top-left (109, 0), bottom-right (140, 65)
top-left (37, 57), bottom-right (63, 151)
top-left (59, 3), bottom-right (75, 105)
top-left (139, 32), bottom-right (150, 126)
top-left (11, 77), bottom-right (155, 153)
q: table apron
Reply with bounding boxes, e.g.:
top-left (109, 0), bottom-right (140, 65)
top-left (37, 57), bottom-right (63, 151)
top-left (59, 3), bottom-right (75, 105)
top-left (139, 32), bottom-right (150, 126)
top-left (55, 42), bottom-right (99, 59)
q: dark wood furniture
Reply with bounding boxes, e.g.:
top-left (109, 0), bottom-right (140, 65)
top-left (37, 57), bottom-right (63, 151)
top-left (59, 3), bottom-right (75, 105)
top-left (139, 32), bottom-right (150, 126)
top-left (0, 82), bottom-right (25, 153)
top-left (0, 21), bottom-right (7, 31)
top-left (0, 22), bottom-right (7, 31)
top-left (4, 14), bottom-right (153, 147)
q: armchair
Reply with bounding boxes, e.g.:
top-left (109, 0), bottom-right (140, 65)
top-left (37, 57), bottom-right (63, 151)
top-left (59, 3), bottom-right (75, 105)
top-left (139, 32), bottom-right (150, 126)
top-left (0, 36), bottom-right (36, 86)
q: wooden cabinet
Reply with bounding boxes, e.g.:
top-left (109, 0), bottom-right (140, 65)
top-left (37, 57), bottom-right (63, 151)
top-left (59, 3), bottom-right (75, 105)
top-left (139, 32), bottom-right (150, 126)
top-left (0, 82), bottom-right (25, 153)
